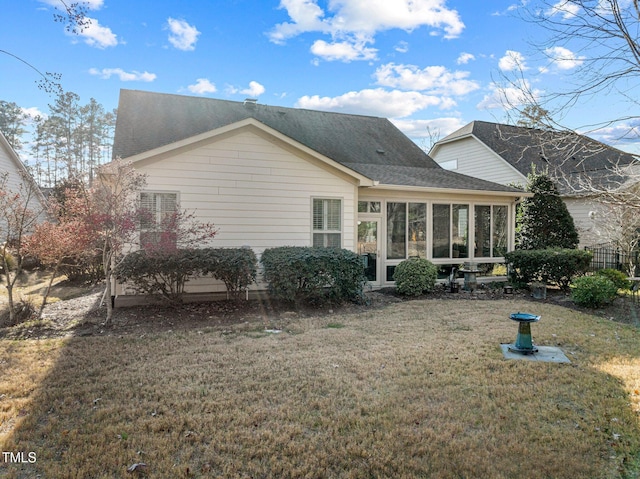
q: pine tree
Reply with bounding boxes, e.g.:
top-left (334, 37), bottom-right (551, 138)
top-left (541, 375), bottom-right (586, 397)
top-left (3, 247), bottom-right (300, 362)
top-left (517, 171), bottom-right (579, 250)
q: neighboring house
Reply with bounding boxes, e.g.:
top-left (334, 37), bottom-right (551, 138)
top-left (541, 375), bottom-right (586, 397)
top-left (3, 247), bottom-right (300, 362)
top-left (0, 131), bottom-right (47, 227)
top-left (430, 120), bottom-right (640, 246)
top-left (111, 90), bottom-right (527, 302)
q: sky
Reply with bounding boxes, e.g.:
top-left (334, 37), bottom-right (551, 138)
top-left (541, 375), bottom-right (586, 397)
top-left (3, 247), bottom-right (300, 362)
top-left (2, 0), bottom-right (639, 155)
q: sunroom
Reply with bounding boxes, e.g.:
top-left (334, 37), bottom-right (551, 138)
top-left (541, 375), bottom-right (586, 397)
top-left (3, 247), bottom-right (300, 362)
top-left (356, 189), bottom-right (519, 287)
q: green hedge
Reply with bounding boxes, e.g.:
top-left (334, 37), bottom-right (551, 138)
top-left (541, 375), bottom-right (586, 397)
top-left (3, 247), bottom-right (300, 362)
top-left (115, 249), bottom-right (200, 303)
top-left (393, 258), bottom-right (437, 296)
top-left (199, 248), bottom-right (257, 299)
top-left (504, 248), bottom-right (592, 291)
top-left (115, 248), bottom-right (257, 303)
top-left (572, 276), bottom-right (619, 308)
top-left (260, 246), bottom-right (366, 304)
top-left (596, 268), bottom-right (630, 291)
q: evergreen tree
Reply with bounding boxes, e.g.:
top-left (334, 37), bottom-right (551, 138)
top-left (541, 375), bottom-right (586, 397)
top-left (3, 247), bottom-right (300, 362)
top-left (0, 101), bottom-right (28, 151)
top-left (516, 170), bottom-right (579, 250)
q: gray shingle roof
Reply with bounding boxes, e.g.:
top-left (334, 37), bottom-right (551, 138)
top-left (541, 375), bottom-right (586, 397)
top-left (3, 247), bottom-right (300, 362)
top-left (113, 90), bottom-right (522, 194)
top-left (441, 120), bottom-right (639, 192)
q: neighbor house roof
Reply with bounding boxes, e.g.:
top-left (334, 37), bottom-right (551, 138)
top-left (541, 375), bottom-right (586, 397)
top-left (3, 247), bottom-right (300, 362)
top-left (435, 120), bottom-right (639, 192)
top-left (113, 90), bottom-right (523, 195)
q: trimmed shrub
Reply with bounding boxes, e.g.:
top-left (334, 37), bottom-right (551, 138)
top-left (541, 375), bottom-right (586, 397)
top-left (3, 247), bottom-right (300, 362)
top-left (596, 268), bottom-right (630, 291)
top-left (505, 248), bottom-right (592, 291)
top-left (115, 247), bottom-right (258, 303)
top-left (115, 249), bottom-right (201, 303)
top-left (199, 248), bottom-right (257, 299)
top-left (572, 276), bottom-right (618, 308)
top-left (393, 258), bottom-right (437, 296)
top-left (261, 246), bottom-right (366, 304)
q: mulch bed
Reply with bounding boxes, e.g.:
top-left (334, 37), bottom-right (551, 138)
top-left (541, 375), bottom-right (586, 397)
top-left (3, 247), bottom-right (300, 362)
top-left (1, 281), bottom-right (637, 340)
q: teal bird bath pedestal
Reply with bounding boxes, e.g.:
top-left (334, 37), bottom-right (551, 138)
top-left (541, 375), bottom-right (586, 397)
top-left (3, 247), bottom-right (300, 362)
top-left (508, 312), bottom-right (541, 354)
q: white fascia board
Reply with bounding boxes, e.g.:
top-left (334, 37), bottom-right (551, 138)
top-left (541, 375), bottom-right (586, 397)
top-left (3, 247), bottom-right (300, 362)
top-left (368, 183), bottom-right (533, 198)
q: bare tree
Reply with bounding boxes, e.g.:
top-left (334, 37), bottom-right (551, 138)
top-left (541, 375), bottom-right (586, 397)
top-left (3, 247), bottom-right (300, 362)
top-left (588, 201), bottom-right (640, 275)
top-left (509, 0), bottom-right (640, 136)
top-left (1, 1), bottom-right (90, 94)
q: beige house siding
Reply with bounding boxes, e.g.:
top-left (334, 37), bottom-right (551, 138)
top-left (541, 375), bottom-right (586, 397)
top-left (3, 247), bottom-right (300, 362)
top-left (432, 137), bottom-right (526, 186)
top-left (564, 197), bottom-right (604, 247)
top-left (117, 129), bottom-right (358, 298)
top-left (0, 134), bottom-right (46, 226)
top-left (0, 146), bottom-right (24, 196)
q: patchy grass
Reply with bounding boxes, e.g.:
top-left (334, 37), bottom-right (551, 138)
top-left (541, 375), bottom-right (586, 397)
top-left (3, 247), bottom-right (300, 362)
top-left (0, 271), bottom-right (91, 312)
top-left (0, 300), bottom-right (639, 478)
top-left (326, 322), bottom-right (345, 329)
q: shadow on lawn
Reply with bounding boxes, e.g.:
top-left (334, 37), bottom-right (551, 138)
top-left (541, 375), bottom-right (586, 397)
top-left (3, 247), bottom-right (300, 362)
top-left (1, 297), bottom-right (640, 478)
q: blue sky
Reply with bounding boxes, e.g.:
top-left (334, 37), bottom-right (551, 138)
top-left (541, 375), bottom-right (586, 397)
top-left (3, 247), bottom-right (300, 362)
top-left (2, 0), bottom-right (639, 153)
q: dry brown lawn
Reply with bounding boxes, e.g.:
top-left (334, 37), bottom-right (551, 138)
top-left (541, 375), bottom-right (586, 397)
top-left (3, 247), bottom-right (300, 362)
top-left (1, 298), bottom-right (639, 478)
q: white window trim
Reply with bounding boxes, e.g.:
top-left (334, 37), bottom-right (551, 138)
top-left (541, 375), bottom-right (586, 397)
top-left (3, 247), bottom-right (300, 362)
top-left (311, 197), bottom-right (343, 248)
top-left (139, 190), bottom-right (180, 244)
top-left (473, 203), bottom-right (510, 260)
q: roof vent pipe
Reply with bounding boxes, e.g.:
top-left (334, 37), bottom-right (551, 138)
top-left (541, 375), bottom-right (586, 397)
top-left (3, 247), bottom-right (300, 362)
top-left (244, 98), bottom-right (258, 108)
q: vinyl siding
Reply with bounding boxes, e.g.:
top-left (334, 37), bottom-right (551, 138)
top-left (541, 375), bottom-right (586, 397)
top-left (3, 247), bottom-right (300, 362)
top-left (564, 197), bottom-right (603, 247)
top-left (0, 140), bottom-right (46, 228)
top-left (432, 137), bottom-right (526, 186)
top-left (0, 146), bottom-right (24, 195)
top-left (119, 130), bottom-right (357, 296)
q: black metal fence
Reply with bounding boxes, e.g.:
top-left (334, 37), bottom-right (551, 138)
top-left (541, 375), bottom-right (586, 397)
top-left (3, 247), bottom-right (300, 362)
top-left (584, 243), bottom-right (640, 275)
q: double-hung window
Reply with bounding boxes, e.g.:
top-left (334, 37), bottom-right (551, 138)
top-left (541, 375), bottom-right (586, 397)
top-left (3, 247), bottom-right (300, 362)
top-left (139, 192), bottom-right (178, 249)
top-left (312, 198), bottom-right (342, 247)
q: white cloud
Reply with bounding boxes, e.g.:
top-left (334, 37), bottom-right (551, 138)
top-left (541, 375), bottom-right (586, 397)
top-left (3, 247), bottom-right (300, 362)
top-left (226, 81), bottom-right (266, 97)
top-left (477, 80), bottom-right (542, 110)
top-left (582, 120), bottom-right (640, 146)
top-left (498, 50), bottom-right (528, 72)
top-left (311, 38), bottom-right (377, 62)
top-left (546, 1), bottom-right (580, 19)
top-left (73, 17), bottom-right (117, 48)
top-left (89, 68), bottom-right (156, 82)
top-left (544, 46), bottom-right (585, 70)
top-left (41, 1), bottom-right (116, 48)
top-left (269, 0), bottom-right (464, 62)
top-left (456, 52), bottom-right (475, 65)
top-left (391, 117), bottom-right (466, 140)
top-left (241, 81), bottom-right (266, 97)
top-left (166, 18), bottom-right (200, 51)
top-left (374, 63), bottom-right (480, 96)
top-left (296, 88), bottom-right (446, 118)
top-left (187, 78), bottom-right (217, 95)
top-left (21, 107), bottom-right (46, 121)
top-left (395, 41), bottom-right (409, 53)
top-left (268, 0), bottom-right (328, 45)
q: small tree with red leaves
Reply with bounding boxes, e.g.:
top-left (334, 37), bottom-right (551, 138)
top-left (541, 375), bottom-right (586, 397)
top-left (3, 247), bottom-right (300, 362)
top-left (81, 159), bottom-right (147, 324)
top-left (24, 218), bottom-right (94, 318)
top-left (68, 158), bottom-right (217, 321)
top-left (0, 171), bottom-right (45, 324)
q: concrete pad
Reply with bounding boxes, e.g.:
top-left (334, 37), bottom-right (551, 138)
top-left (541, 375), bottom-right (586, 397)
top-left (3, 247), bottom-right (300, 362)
top-left (500, 344), bottom-right (571, 363)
